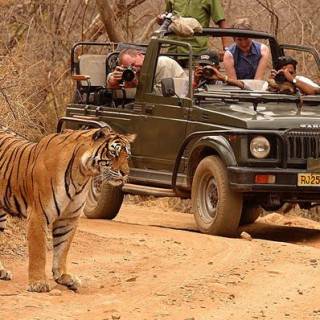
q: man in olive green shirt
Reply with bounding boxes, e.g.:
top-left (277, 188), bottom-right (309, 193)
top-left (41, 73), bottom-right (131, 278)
top-left (157, 0), bottom-right (229, 66)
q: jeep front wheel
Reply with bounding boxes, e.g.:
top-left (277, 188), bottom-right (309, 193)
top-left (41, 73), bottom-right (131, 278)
top-left (191, 155), bottom-right (243, 236)
top-left (84, 180), bottom-right (124, 219)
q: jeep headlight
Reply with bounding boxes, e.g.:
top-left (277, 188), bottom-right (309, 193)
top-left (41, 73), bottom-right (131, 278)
top-left (250, 136), bottom-right (270, 159)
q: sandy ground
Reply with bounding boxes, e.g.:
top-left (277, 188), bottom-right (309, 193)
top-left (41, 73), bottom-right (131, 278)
top-left (1, 201), bottom-right (320, 320)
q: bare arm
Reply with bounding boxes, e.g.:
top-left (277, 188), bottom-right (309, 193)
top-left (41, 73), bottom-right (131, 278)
top-left (223, 52), bottom-right (237, 80)
top-left (294, 79), bottom-right (320, 95)
top-left (217, 20), bottom-right (230, 49)
top-left (279, 69), bottom-right (320, 95)
top-left (204, 67), bottom-right (246, 90)
top-left (254, 44), bottom-right (270, 80)
top-left (107, 68), bottom-right (122, 89)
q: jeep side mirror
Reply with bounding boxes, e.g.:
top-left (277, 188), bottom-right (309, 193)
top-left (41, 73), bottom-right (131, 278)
top-left (161, 78), bottom-right (182, 106)
top-left (161, 78), bottom-right (175, 97)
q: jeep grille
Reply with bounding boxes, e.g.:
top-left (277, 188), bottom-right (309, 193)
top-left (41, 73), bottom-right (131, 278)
top-left (286, 129), bottom-right (320, 160)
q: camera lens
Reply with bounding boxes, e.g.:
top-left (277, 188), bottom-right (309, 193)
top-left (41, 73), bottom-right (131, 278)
top-left (202, 66), bottom-right (214, 79)
top-left (122, 67), bottom-right (136, 82)
top-left (275, 72), bottom-right (286, 84)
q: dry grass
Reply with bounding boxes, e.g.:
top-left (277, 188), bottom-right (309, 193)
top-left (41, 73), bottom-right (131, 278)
top-left (125, 195), bottom-right (320, 222)
top-left (124, 195), bottom-right (193, 213)
top-left (0, 216), bottom-right (27, 258)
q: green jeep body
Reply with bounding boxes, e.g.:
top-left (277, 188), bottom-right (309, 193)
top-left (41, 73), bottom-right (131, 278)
top-left (59, 28), bottom-right (320, 236)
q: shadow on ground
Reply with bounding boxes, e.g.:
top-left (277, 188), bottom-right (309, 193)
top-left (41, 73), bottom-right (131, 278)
top-left (239, 221), bottom-right (320, 247)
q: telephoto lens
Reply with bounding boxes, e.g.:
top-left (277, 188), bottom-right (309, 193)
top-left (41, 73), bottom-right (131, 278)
top-left (122, 67), bottom-right (136, 82)
top-left (274, 72), bottom-right (286, 84)
top-left (202, 66), bottom-right (215, 79)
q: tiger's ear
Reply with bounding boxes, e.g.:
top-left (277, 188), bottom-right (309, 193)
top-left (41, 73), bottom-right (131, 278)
top-left (92, 128), bottom-right (109, 141)
top-left (126, 133), bottom-right (137, 143)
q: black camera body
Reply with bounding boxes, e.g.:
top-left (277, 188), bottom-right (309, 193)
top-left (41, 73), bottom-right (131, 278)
top-left (121, 66), bottom-right (136, 82)
top-left (202, 66), bottom-right (215, 79)
top-left (274, 72), bottom-right (286, 84)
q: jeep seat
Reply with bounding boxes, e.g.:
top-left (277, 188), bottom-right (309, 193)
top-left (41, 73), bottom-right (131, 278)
top-left (77, 54), bottom-right (107, 87)
top-left (72, 54), bottom-right (113, 105)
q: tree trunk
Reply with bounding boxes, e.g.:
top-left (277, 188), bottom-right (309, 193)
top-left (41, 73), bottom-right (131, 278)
top-left (95, 0), bottom-right (126, 42)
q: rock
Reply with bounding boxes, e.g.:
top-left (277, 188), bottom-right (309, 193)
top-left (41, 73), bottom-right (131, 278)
top-left (125, 276), bottom-right (137, 282)
top-left (240, 231), bottom-right (252, 241)
top-left (49, 289), bottom-right (62, 296)
top-left (112, 312), bottom-right (121, 319)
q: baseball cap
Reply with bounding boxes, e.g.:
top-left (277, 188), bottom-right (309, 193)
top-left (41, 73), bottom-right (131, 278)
top-left (197, 51), bottom-right (220, 66)
top-left (275, 56), bottom-right (298, 70)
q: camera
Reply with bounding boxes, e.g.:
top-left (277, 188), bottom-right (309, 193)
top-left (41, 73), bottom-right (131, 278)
top-left (160, 12), bottom-right (173, 30)
top-left (121, 66), bottom-right (136, 82)
top-left (202, 66), bottom-right (216, 79)
top-left (274, 72), bottom-right (286, 84)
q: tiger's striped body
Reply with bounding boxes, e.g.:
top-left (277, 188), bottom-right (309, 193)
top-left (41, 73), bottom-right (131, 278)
top-left (0, 126), bottom-right (135, 292)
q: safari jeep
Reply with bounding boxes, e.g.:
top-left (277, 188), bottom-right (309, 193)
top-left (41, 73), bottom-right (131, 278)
top-left (58, 28), bottom-right (320, 237)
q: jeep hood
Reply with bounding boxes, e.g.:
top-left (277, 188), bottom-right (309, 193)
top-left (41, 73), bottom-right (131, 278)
top-left (198, 102), bottom-right (320, 130)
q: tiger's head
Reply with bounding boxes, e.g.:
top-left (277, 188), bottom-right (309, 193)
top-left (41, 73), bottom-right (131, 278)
top-left (82, 128), bottom-right (136, 186)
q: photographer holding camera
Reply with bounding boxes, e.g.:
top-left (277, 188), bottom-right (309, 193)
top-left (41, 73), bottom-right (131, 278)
top-left (107, 48), bottom-right (187, 90)
top-left (270, 56), bottom-right (320, 95)
top-left (107, 65), bottom-right (138, 89)
top-left (194, 50), bottom-right (251, 90)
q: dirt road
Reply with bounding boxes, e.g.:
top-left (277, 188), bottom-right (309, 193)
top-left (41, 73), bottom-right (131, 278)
top-left (1, 202), bottom-right (320, 320)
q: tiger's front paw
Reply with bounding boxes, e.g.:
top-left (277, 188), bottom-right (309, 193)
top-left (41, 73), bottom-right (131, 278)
top-left (55, 273), bottom-right (82, 291)
top-left (27, 280), bottom-right (50, 292)
top-left (0, 268), bottom-right (12, 280)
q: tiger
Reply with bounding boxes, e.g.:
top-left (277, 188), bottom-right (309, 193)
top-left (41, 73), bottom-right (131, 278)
top-left (0, 125), bottom-right (136, 292)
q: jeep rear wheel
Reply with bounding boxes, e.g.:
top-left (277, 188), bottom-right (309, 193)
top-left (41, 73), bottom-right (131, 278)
top-left (84, 180), bottom-right (124, 219)
top-left (192, 155), bottom-right (243, 236)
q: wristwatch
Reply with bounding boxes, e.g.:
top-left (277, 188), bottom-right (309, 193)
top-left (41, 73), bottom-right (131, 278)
top-left (292, 77), bottom-right (297, 84)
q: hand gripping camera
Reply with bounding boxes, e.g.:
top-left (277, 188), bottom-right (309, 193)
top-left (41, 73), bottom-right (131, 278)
top-left (201, 66), bottom-right (216, 80)
top-left (121, 66), bottom-right (136, 83)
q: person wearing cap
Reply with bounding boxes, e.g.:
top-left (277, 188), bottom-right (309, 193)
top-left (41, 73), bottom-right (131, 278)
top-left (194, 50), bottom-right (252, 90)
top-left (271, 55), bottom-right (320, 95)
top-left (223, 18), bottom-right (270, 80)
top-left (156, 0), bottom-right (229, 67)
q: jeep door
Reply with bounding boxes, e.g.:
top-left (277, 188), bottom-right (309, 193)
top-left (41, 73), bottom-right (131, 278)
top-left (133, 40), bottom-right (192, 184)
top-left (137, 92), bottom-right (191, 172)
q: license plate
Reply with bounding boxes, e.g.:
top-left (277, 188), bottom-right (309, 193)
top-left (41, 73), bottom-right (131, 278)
top-left (298, 173), bottom-right (320, 186)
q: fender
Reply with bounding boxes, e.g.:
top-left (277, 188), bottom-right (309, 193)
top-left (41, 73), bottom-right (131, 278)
top-left (189, 135), bottom-right (237, 166)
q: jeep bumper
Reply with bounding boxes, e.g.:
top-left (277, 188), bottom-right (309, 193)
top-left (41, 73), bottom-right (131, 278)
top-left (228, 166), bottom-right (320, 193)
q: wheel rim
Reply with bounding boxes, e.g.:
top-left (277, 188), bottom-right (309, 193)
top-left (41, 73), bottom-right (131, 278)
top-left (84, 179), bottom-right (102, 214)
top-left (198, 173), bottom-right (218, 223)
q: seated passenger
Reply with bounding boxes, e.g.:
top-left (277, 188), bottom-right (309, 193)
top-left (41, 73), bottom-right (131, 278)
top-left (194, 50), bottom-right (254, 90)
top-left (223, 18), bottom-right (270, 80)
top-left (107, 48), bottom-right (187, 90)
top-left (270, 55), bottom-right (320, 95)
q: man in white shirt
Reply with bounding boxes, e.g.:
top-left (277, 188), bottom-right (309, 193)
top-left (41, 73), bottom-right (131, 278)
top-left (271, 56), bottom-right (320, 95)
top-left (107, 48), bottom-right (187, 90)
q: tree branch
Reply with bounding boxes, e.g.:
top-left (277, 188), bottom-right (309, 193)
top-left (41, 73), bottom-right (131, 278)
top-left (254, 0), bottom-right (279, 36)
